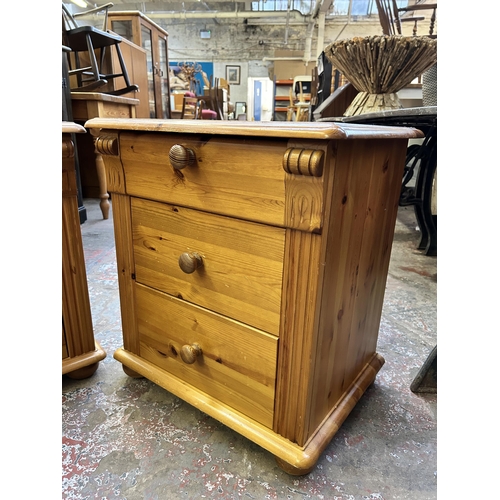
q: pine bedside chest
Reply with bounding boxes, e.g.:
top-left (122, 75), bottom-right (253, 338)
top-left (62, 122), bottom-right (106, 379)
top-left (85, 118), bottom-right (422, 474)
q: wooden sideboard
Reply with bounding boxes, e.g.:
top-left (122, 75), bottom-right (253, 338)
top-left (62, 122), bottom-right (106, 379)
top-left (84, 118), bottom-right (422, 473)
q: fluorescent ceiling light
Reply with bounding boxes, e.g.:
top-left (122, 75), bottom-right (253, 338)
top-left (70, 0), bottom-right (88, 7)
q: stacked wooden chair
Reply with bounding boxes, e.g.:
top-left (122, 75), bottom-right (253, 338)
top-left (375, 0), bottom-right (437, 38)
top-left (62, 2), bottom-right (139, 95)
top-left (180, 92), bottom-right (218, 120)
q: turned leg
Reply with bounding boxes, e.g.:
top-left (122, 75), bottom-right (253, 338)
top-left (94, 150), bottom-right (110, 219)
top-left (89, 128), bottom-right (110, 219)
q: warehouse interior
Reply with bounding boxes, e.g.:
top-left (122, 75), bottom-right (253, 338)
top-left (5, 1), bottom-right (497, 499)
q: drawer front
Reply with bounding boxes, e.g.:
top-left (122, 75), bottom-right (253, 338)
top-left (132, 197), bottom-right (285, 336)
top-left (120, 132), bottom-right (287, 227)
top-left (135, 283), bottom-right (278, 429)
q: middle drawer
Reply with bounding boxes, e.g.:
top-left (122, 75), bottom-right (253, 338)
top-left (131, 197), bottom-right (286, 336)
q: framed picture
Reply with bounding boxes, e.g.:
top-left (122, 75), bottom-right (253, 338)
top-left (235, 102), bottom-right (246, 118)
top-left (225, 65), bottom-right (241, 85)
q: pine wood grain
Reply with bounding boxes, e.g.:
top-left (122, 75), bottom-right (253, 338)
top-left (85, 118), bottom-right (423, 140)
top-left (62, 125), bottom-right (106, 376)
top-left (135, 283), bottom-right (277, 427)
top-left (131, 197), bottom-right (285, 335)
top-left (307, 139), bottom-right (407, 439)
top-left (274, 138), bottom-right (409, 446)
top-left (110, 193), bottom-right (140, 353)
top-left (119, 132), bottom-right (287, 227)
top-left (91, 120), bottom-right (421, 473)
top-left (62, 132), bottom-right (95, 358)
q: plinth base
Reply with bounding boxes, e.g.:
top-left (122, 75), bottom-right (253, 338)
top-left (114, 347), bottom-right (385, 475)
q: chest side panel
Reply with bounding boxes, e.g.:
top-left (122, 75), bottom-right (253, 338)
top-left (307, 138), bottom-right (409, 439)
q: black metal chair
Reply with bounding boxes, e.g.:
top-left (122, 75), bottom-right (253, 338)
top-left (62, 2), bottom-right (139, 95)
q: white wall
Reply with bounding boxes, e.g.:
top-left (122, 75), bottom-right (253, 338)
top-left (157, 16), bottom-right (435, 111)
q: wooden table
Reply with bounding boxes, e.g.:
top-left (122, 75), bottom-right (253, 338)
top-left (71, 92), bottom-right (138, 219)
top-left (62, 122), bottom-right (106, 378)
top-left (85, 118), bottom-right (422, 474)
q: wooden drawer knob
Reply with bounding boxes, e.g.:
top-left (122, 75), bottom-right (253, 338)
top-left (180, 343), bottom-right (202, 364)
top-left (169, 144), bottom-right (195, 170)
top-left (179, 252), bottom-right (203, 274)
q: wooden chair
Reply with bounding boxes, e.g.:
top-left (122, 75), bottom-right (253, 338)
top-left (200, 102), bottom-right (218, 120)
top-left (207, 78), bottom-right (225, 120)
top-left (181, 96), bottom-right (203, 119)
top-left (292, 76), bottom-right (312, 101)
top-left (295, 81), bottom-right (310, 121)
top-left (375, 0), bottom-right (437, 37)
top-left (184, 85), bottom-right (219, 119)
top-left (180, 93), bottom-right (218, 120)
top-left (62, 2), bottom-right (139, 95)
top-left (287, 84), bottom-right (310, 122)
top-left (286, 88), bottom-right (295, 121)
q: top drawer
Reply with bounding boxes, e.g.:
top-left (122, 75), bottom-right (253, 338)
top-left (119, 132), bottom-right (287, 226)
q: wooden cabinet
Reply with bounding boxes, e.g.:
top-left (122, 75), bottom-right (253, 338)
top-left (107, 11), bottom-right (171, 119)
top-left (71, 92), bottom-right (138, 219)
top-left (102, 37), bottom-right (150, 119)
top-left (85, 118), bottom-right (422, 474)
top-left (62, 122), bottom-right (106, 379)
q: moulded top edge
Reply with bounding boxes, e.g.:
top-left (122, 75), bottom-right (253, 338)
top-left (84, 118), bottom-right (424, 140)
top-left (62, 121), bottom-right (86, 134)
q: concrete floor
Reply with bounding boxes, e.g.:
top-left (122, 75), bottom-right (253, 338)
top-left (62, 197), bottom-right (437, 500)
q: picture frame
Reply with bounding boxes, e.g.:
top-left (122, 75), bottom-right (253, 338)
top-left (235, 102), bottom-right (246, 118)
top-left (225, 65), bottom-right (241, 85)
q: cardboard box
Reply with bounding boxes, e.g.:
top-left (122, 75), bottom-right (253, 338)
top-left (218, 77), bottom-right (230, 96)
top-left (273, 50), bottom-right (313, 81)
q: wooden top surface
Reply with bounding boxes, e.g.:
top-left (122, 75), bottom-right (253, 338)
top-left (62, 121), bottom-right (86, 134)
top-left (84, 118), bottom-right (423, 140)
top-left (71, 92), bottom-right (140, 105)
top-left (342, 106), bottom-right (437, 123)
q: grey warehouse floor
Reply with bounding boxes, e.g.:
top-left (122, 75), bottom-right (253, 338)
top-left (62, 197), bottom-right (437, 500)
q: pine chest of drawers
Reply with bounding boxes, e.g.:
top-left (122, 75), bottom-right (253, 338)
top-left (85, 118), bottom-right (421, 474)
top-left (62, 122), bottom-right (107, 378)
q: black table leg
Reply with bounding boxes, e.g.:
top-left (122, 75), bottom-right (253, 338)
top-left (412, 122), bottom-right (437, 256)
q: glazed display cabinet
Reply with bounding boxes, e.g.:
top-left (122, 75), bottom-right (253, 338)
top-left (107, 11), bottom-right (171, 119)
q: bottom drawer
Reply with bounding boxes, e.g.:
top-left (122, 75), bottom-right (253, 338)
top-left (135, 283), bottom-right (278, 428)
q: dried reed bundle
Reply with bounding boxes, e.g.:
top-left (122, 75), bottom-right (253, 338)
top-left (324, 35), bottom-right (437, 94)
